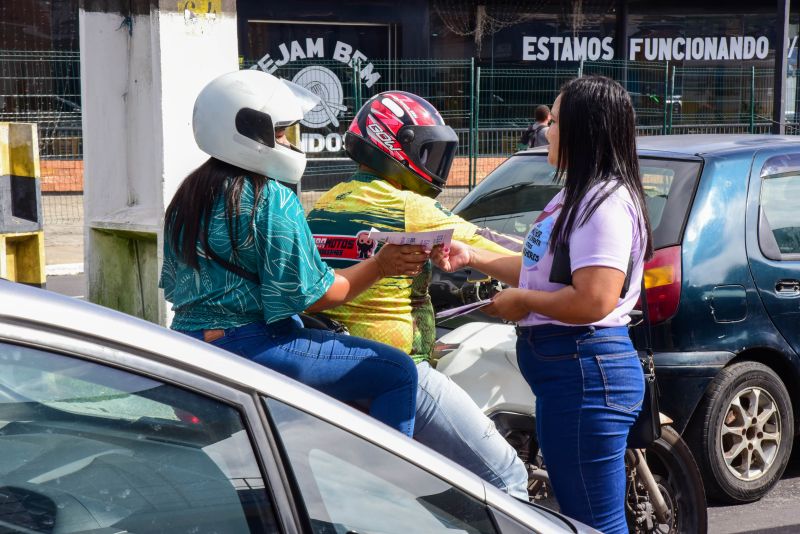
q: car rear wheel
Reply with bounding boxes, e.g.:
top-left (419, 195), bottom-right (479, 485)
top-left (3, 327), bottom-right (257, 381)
top-left (686, 361), bottom-right (793, 503)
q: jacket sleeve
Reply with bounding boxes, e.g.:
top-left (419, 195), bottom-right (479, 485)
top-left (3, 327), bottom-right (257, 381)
top-left (404, 192), bottom-right (523, 254)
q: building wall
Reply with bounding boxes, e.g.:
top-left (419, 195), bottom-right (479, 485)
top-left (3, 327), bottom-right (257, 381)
top-left (237, 0), bottom-right (430, 60)
top-left (0, 0), bottom-right (79, 50)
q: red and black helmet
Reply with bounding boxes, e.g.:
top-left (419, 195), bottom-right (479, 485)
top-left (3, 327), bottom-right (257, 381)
top-left (344, 91), bottom-right (459, 198)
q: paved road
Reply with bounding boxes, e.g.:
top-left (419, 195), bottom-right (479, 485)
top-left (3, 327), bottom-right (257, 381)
top-left (707, 448), bottom-right (800, 534)
top-left (46, 272), bottom-right (86, 298)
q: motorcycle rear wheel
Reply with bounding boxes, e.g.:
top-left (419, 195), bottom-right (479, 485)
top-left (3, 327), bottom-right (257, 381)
top-left (507, 424), bottom-right (707, 533)
top-left (627, 425), bottom-right (708, 534)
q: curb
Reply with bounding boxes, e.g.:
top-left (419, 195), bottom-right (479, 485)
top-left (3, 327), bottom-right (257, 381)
top-left (46, 263), bottom-right (85, 276)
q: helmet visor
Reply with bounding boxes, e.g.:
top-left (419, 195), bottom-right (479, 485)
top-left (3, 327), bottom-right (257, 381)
top-left (280, 78), bottom-right (321, 116)
top-left (403, 125), bottom-right (459, 183)
top-left (420, 139), bottom-right (458, 181)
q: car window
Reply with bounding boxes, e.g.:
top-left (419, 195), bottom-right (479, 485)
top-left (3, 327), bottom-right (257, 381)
top-left (455, 156), bottom-right (560, 236)
top-left (640, 162), bottom-right (677, 228)
top-left (760, 173), bottom-right (800, 256)
top-left (453, 154), bottom-right (702, 249)
top-left (265, 398), bottom-right (499, 534)
top-left (0, 342), bottom-right (280, 533)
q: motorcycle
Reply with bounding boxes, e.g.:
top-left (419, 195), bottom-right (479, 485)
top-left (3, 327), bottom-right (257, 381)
top-left (432, 280), bottom-right (708, 534)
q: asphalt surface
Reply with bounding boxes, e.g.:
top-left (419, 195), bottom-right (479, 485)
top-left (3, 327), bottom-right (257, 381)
top-left (46, 272), bottom-right (86, 298)
top-left (707, 448), bottom-right (800, 534)
top-left (44, 273), bottom-right (800, 533)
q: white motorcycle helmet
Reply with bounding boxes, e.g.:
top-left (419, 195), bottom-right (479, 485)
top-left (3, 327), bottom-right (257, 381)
top-left (192, 69), bottom-right (319, 184)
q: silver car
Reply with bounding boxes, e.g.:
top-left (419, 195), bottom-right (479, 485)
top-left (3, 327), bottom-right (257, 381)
top-left (0, 280), bottom-right (596, 534)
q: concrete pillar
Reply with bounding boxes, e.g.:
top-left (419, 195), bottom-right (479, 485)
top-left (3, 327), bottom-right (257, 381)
top-left (79, 0), bottom-right (238, 324)
top-left (0, 122), bottom-right (46, 287)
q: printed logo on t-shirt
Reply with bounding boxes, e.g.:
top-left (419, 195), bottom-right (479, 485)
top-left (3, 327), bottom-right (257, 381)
top-left (522, 204), bottom-right (561, 272)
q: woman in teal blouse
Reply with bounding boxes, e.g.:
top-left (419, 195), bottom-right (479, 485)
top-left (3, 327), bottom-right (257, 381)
top-left (159, 70), bottom-right (426, 436)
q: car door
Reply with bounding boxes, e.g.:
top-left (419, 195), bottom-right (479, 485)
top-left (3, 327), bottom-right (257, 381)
top-left (746, 150), bottom-right (800, 356)
top-left (0, 336), bottom-right (287, 533)
top-left (263, 396), bottom-right (581, 534)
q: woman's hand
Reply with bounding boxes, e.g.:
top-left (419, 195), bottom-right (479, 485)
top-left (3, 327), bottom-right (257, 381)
top-left (374, 244), bottom-right (430, 277)
top-left (307, 244), bottom-right (430, 312)
top-left (431, 240), bottom-right (473, 272)
top-left (482, 288), bottom-right (531, 322)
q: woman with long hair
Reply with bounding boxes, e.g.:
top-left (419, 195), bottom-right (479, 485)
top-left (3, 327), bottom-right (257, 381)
top-left (160, 70), bottom-right (428, 437)
top-left (433, 76), bottom-right (653, 532)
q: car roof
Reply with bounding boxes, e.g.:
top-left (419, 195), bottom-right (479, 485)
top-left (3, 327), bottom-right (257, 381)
top-left (517, 134), bottom-right (800, 159)
top-left (0, 280), bottom-right (580, 531)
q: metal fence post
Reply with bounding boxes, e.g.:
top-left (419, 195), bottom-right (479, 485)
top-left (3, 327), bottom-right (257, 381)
top-left (353, 60), bottom-right (362, 114)
top-left (662, 61), bottom-right (669, 135)
top-left (468, 57), bottom-right (475, 193)
top-left (668, 65), bottom-right (676, 134)
top-left (750, 66), bottom-right (756, 133)
top-left (472, 66), bottom-right (481, 190)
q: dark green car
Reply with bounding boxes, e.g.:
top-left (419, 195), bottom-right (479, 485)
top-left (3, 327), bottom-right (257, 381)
top-left (433, 135), bottom-right (800, 504)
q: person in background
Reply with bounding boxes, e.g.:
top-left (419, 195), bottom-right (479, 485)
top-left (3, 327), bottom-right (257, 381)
top-left (518, 104), bottom-right (551, 150)
top-left (307, 91), bottom-right (529, 499)
top-left (160, 70), bottom-right (428, 437)
top-left (433, 76), bottom-right (652, 533)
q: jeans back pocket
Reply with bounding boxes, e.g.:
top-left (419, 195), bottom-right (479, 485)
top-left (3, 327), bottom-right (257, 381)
top-left (595, 352), bottom-right (644, 412)
top-left (530, 333), bottom-right (578, 360)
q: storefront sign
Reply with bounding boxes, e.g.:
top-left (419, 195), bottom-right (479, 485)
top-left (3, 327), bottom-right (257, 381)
top-left (522, 37), bottom-right (615, 61)
top-left (522, 36), bottom-right (772, 62)
top-left (252, 38), bottom-right (381, 87)
top-left (251, 37), bottom-right (383, 154)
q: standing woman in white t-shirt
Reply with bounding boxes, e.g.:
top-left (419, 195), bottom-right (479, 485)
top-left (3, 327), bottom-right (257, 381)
top-left (433, 76), bottom-right (653, 533)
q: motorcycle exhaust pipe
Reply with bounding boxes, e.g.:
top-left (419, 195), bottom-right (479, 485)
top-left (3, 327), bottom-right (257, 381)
top-left (626, 449), bottom-right (671, 524)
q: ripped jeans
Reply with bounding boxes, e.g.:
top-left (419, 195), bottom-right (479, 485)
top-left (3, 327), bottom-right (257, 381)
top-left (516, 324), bottom-right (644, 534)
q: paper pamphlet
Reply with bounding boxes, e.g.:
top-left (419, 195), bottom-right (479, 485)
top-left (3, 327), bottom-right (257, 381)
top-left (368, 227), bottom-right (453, 249)
top-left (435, 299), bottom-right (492, 321)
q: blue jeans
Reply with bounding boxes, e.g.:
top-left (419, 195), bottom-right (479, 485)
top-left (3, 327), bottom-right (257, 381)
top-left (414, 362), bottom-right (529, 500)
top-left (516, 324), bottom-right (644, 534)
top-left (179, 317), bottom-right (417, 437)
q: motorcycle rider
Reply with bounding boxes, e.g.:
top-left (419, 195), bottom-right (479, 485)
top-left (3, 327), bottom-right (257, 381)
top-left (307, 91), bottom-right (528, 499)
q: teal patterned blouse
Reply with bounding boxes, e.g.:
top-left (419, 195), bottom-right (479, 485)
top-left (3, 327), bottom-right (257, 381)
top-left (159, 178), bottom-right (335, 331)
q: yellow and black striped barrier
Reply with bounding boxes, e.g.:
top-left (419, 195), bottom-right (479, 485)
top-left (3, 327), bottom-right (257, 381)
top-left (1, 122), bottom-right (46, 287)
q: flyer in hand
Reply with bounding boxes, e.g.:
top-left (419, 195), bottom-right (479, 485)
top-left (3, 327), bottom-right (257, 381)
top-left (368, 228), bottom-right (454, 249)
top-left (435, 299), bottom-right (493, 321)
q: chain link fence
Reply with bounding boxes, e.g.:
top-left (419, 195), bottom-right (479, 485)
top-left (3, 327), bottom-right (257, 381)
top-left (5, 52), bottom-right (800, 224)
top-left (0, 50), bottom-right (83, 225)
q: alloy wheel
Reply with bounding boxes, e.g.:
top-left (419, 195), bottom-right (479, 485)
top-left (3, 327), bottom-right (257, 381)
top-left (720, 387), bottom-right (781, 481)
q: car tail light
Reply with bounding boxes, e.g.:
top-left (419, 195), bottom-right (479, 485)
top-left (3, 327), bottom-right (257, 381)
top-left (643, 245), bottom-right (682, 324)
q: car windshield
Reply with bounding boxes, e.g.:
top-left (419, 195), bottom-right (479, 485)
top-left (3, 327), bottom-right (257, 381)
top-left (453, 154), bottom-right (702, 249)
top-left (0, 344), bottom-right (179, 422)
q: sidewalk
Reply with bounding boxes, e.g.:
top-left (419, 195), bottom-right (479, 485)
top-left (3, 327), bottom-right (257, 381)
top-left (43, 194), bottom-right (84, 275)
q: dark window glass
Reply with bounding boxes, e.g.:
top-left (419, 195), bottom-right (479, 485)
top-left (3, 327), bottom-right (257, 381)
top-left (761, 173), bottom-right (800, 255)
top-left (0, 343), bottom-right (280, 533)
top-left (454, 154), bottom-right (702, 249)
top-left (265, 398), bottom-right (498, 534)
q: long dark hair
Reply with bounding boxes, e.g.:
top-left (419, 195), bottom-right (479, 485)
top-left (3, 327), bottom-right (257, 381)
top-left (165, 158), bottom-right (267, 269)
top-left (550, 75), bottom-right (654, 260)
